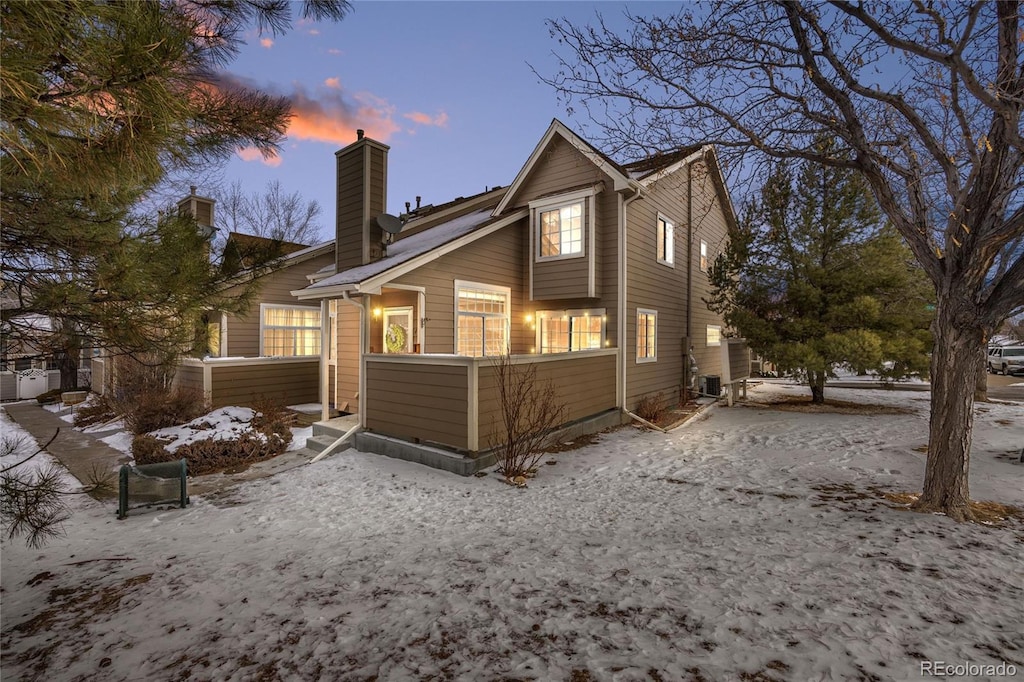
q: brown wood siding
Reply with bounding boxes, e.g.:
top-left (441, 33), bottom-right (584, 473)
top-left (195, 201), bottom-right (212, 227)
top-left (625, 160), bottom-right (730, 408)
top-left (208, 361), bottom-right (319, 408)
top-left (221, 253), bottom-right (333, 358)
top-left (369, 146), bottom-right (386, 234)
top-left (367, 290), bottom-right (419, 353)
top-left (726, 341), bottom-right (750, 381)
top-left (533, 254), bottom-right (591, 300)
top-left (391, 222), bottom-right (527, 354)
top-left (688, 165), bottom-right (730, 383)
top-left (364, 360), bottom-right (468, 449)
top-left (336, 146), bottom-right (366, 271)
top-left (173, 364), bottom-right (204, 395)
top-left (335, 303), bottom-right (360, 413)
top-left (510, 138), bottom-right (607, 210)
top-left (477, 353), bottom-right (617, 449)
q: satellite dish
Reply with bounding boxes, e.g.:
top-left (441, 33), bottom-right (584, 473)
top-left (376, 213), bottom-right (404, 235)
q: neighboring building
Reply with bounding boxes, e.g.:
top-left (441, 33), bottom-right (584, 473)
top-left (291, 120), bottom-right (739, 456)
top-left (90, 192), bottom-right (336, 408)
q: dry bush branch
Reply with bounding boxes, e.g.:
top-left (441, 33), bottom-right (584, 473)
top-left (489, 353), bottom-right (568, 482)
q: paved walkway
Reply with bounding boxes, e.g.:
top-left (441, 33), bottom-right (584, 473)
top-left (4, 402), bottom-right (125, 500)
top-left (2, 402), bottom-right (316, 504)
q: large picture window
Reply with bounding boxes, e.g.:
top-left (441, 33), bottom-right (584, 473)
top-left (456, 282), bottom-right (509, 357)
top-left (538, 309), bottom-right (605, 353)
top-left (261, 304), bottom-right (320, 356)
top-left (637, 309), bottom-right (657, 362)
top-left (538, 201), bottom-right (583, 259)
top-left (657, 215), bottom-right (674, 266)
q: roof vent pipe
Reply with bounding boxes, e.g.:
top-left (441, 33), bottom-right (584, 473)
top-left (416, 196), bottom-right (421, 209)
top-left (356, 129), bottom-right (364, 140)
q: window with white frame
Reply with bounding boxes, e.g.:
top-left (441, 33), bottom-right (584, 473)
top-left (706, 324), bottom-right (722, 347)
top-left (261, 304), bottom-right (320, 356)
top-left (537, 309), bottom-right (605, 353)
top-left (206, 315), bottom-right (222, 357)
top-left (699, 240), bottom-right (709, 272)
top-left (637, 309), bottom-right (657, 362)
top-left (537, 201), bottom-right (584, 259)
top-left (456, 282), bottom-right (509, 357)
top-left (657, 215), bottom-right (674, 266)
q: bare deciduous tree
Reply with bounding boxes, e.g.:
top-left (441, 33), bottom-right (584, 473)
top-left (213, 180), bottom-right (324, 252)
top-left (545, 1), bottom-right (1023, 521)
top-left (489, 353), bottom-right (567, 483)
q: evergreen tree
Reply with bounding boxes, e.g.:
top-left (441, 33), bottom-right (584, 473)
top-left (0, 0), bottom-right (349, 387)
top-left (709, 154), bottom-right (933, 403)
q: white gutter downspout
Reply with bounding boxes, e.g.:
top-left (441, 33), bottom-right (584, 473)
top-left (319, 298), bottom-right (330, 422)
top-left (618, 183), bottom-right (643, 411)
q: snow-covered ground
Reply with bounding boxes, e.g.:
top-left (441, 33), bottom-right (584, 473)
top-left (2, 384), bottom-right (1022, 681)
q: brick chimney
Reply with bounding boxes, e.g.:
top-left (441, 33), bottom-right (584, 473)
top-left (335, 129), bottom-right (389, 271)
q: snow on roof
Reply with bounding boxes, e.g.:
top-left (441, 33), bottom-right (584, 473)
top-left (307, 209), bottom-right (495, 289)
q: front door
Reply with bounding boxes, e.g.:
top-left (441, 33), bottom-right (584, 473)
top-left (382, 307), bottom-right (413, 353)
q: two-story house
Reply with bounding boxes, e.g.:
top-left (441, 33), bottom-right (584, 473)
top-left (289, 120), bottom-right (739, 466)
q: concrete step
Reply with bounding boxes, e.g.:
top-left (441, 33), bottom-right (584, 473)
top-left (312, 416), bottom-right (359, 439)
top-left (305, 434), bottom-right (353, 454)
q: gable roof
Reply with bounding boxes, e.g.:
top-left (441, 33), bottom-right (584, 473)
top-left (293, 207), bottom-right (529, 299)
top-left (493, 119), bottom-right (640, 215)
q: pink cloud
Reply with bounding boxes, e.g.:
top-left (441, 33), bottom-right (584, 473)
top-left (308, 28), bottom-right (320, 36)
top-left (237, 147), bottom-right (282, 167)
top-left (215, 72), bottom-right (445, 155)
top-left (404, 110), bottom-right (449, 128)
top-left (327, 48), bottom-right (342, 56)
top-left (260, 38), bottom-right (274, 49)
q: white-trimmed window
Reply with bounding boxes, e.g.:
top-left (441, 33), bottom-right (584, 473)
top-left (537, 309), bottom-right (605, 353)
top-left (261, 304), bottom-right (320, 356)
top-left (657, 215), bottom-right (674, 266)
top-left (700, 240), bottom-right (709, 272)
top-left (531, 189), bottom-right (598, 263)
top-left (456, 281), bottom-right (510, 357)
top-left (637, 309), bottom-right (657, 362)
top-left (538, 201), bottom-right (583, 259)
top-left (206, 313), bottom-right (223, 358)
top-left (707, 324), bottom-right (722, 347)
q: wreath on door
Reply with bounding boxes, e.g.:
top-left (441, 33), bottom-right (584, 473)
top-left (385, 323), bottom-right (408, 353)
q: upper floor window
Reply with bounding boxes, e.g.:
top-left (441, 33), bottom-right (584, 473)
top-left (261, 304), bottom-right (320, 356)
top-left (456, 281), bottom-right (509, 357)
top-left (538, 202), bottom-right (583, 259)
top-left (531, 188), bottom-right (598, 263)
top-left (700, 240), bottom-right (709, 272)
top-left (637, 309), bottom-right (657, 362)
top-left (537, 309), bottom-right (606, 353)
top-left (657, 215), bottom-right (674, 266)
top-left (707, 324), bottom-right (722, 347)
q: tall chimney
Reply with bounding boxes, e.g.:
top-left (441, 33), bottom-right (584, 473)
top-left (335, 131), bottom-right (389, 270)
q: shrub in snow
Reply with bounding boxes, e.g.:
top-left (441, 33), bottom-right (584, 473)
top-left (131, 400), bottom-right (294, 476)
top-left (634, 393), bottom-right (667, 424)
top-left (488, 353), bottom-right (567, 482)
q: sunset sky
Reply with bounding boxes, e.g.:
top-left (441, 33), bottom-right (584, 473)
top-left (217, 1), bottom-right (650, 243)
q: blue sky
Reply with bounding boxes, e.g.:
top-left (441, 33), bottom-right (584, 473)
top-left (216, 1), bottom-right (654, 243)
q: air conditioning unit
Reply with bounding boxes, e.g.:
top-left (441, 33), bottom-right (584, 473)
top-left (700, 375), bottom-right (721, 397)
